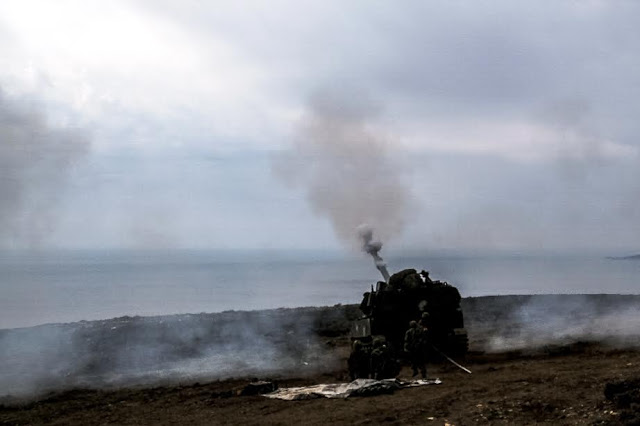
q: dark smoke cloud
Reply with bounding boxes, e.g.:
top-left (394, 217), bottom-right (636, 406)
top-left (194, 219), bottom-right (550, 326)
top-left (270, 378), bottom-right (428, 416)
top-left (357, 223), bottom-right (390, 281)
top-left (0, 89), bottom-right (89, 247)
top-left (273, 89), bottom-right (412, 250)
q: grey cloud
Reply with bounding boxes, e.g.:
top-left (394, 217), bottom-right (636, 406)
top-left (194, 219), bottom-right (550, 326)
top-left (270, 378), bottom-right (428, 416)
top-left (0, 90), bottom-right (89, 247)
top-left (117, 1), bottom-right (640, 252)
top-left (139, 1), bottom-right (640, 143)
top-left (4, 1), bottom-right (640, 252)
top-left (393, 151), bottom-right (640, 253)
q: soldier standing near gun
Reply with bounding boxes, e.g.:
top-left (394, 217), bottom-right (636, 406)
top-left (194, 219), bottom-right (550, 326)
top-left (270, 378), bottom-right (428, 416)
top-left (404, 319), bottom-right (429, 379)
top-left (348, 340), bottom-right (371, 379)
top-left (370, 337), bottom-right (390, 379)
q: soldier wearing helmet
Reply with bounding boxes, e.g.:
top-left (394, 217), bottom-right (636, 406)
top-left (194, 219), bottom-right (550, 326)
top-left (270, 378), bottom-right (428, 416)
top-left (404, 319), bottom-right (428, 379)
top-left (348, 339), bottom-right (372, 379)
top-left (370, 337), bottom-right (396, 380)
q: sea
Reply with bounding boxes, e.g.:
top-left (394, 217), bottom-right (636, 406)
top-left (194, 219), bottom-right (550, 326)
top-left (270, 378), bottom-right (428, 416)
top-left (1, 249), bottom-right (639, 330)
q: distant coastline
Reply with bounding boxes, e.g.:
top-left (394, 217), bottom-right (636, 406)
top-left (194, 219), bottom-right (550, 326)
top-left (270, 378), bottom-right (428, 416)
top-left (607, 254), bottom-right (640, 260)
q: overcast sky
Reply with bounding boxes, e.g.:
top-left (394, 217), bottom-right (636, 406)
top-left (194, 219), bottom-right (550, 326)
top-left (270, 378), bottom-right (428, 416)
top-left (1, 0), bottom-right (639, 253)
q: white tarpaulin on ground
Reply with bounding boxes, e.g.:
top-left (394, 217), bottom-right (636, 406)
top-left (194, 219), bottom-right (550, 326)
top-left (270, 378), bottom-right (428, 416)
top-left (263, 378), bottom-right (442, 400)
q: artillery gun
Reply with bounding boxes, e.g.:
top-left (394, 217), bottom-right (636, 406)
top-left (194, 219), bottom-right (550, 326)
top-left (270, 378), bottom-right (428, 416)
top-left (349, 268), bottom-right (469, 378)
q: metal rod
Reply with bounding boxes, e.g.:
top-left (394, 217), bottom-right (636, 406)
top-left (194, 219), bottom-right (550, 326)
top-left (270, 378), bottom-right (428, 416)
top-left (430, 345), bottom-right (472, 374)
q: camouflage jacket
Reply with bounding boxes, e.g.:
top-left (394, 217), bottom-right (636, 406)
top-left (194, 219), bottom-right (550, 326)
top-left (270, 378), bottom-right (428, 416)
top-left (404, 326), bottom-right (428, 353)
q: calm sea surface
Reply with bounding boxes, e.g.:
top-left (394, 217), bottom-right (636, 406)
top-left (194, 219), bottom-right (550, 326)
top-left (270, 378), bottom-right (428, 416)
top-left (1, 250), bottom-right (639, 329)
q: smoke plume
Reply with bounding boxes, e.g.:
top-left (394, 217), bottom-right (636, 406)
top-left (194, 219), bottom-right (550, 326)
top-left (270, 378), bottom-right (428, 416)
top-left (463, 295), bottom-right (640, 353)
top-left (357, 223), bottom-right (390, 282)
top-left (274, 90), bottom-right (411, 252)
top-left (0, 307), bottom-right (345, 398)
top-left (0, 89), bottom-right (89, 247)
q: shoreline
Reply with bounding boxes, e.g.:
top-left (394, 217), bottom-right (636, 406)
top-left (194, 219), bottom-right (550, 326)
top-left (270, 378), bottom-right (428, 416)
top-left (3, 293), bottom-right (640, 332)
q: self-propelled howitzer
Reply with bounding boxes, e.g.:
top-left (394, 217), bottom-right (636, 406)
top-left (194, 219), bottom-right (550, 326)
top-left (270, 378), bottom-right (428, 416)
top-left (350, 268), bottom-right (469, 364)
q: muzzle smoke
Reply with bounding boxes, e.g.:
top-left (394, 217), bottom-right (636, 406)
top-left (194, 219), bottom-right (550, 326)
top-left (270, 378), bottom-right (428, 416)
top-left (273, 90), bottom-right (412, 256)
top-left (357, 224), bottom-right (390, 282)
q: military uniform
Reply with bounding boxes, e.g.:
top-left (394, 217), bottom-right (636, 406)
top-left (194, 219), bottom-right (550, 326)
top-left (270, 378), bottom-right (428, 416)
top-left (419, 312), bottom-right (431, 329)
top-left (370, 338), bottom-right (397, 380)
top-left (348, 340), bottom-right (371, 379)
top-left (404, 321), bottom-right (428, 379)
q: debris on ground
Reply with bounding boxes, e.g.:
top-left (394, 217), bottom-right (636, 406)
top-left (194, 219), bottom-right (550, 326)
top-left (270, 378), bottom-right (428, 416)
top-left (263, 378), bottom-right (441, 400)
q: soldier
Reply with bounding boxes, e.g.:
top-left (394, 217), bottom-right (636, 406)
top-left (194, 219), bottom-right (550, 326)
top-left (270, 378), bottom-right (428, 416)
top-left (348, 340), bottom-right (371, 380)
top-left (404, 320), bottom-right (428, 379)
top-left (370, 337), bottom-right (394, 380)
top-left (419, 311), bottom-right (431, 330)
top-left (420, 269), bottom-right (433, 284)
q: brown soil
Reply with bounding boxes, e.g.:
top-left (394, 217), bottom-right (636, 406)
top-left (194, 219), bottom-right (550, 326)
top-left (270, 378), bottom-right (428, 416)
top-left (2, 295), bottom-right (640, 425)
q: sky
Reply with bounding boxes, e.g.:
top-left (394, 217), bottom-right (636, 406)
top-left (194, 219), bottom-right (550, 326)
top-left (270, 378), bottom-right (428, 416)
top-left (0, 0), bottom-right (639, 253)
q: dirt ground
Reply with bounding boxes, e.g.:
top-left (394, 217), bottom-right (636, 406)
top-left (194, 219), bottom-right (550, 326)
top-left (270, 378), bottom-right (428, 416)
top-left (2, 295), bottom-right (640, 425)
top-left (2, 345), bottom-right (640, 425)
